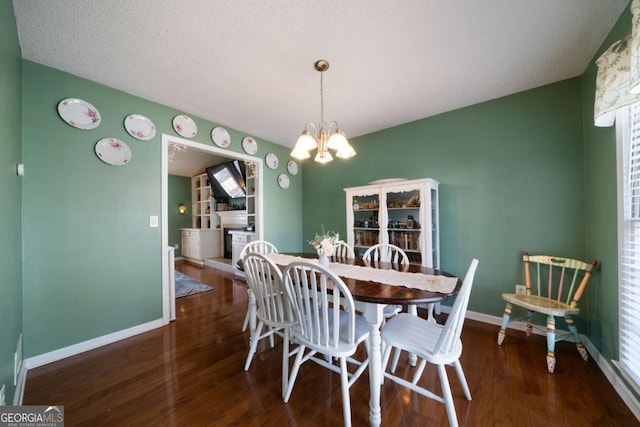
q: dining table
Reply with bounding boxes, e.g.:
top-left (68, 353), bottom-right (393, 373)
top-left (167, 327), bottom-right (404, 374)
top-left (240, 253), bottom-right (462, 427)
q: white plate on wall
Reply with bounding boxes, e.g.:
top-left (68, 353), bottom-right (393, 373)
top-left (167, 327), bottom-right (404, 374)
top-left (287, 160), bottom-right (298, 175)
top-left (95, 138), bottom-right (132, 166)
top-left (277, 173), bottom-right (290, 189)
top-left (211, 127), bottom-right (231, 147)
top-left (242, 136), bottom-right (258, 154)
top-left (57, 98), bottom-right (101, 130)
top-left (173, 115), bottom-right (197, 138)
top-left (265, 153), bottom-right (279, 169)
top-left (124, 114), bottom-right (156, 140)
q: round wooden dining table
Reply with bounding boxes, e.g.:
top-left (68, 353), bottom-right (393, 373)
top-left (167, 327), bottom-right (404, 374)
top-left (239, 253), bottom-right (462, 427)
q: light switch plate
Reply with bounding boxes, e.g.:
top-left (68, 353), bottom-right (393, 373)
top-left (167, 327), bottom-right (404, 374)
top-left (149, 215), bottom-right (159, 228)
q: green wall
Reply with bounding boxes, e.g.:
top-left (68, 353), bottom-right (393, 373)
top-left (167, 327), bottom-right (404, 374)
top-left (168, 175), bottom-right (192, 257)
top-left (582, 7), bottom-right (631, 362)
top-left (0, 0), bottom-right (23, 404)
top-left (21, 61), bottom-right (303, 358)
top-left (302, 78), bottom-right (586, 318)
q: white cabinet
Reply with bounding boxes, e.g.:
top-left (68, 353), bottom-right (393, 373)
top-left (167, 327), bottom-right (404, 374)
top-left (181, 228), bottom-right (221, 263)
top-left (230, 231), bottom-right (255, 267)
top-left (344, 178), bottom-right (440, 268)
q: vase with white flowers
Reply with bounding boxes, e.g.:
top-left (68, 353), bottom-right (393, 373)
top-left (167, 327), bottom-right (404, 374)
top-left (308, 226), bottom-right (339, 267)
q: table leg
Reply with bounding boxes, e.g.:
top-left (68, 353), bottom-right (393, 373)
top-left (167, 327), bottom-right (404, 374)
top-left (363, 303), bottom-right (384, 427)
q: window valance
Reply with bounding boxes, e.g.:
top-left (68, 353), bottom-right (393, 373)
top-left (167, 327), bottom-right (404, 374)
top-left (595, 0), bottom-right (640, 127)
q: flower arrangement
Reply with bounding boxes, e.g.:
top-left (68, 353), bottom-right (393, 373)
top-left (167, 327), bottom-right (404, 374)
top-left (308, 226), bottom-right (340, 257)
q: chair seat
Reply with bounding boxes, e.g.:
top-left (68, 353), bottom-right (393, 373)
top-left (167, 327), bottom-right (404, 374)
top-left (382, 313), bottom-right (462, 365)
top-left (292, 308), bottom-right (369, 357)
top-left (501, 293), bottom-right (580, 317)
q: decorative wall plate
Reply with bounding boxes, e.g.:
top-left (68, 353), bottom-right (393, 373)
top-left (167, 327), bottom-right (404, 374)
top-left (124, 114), bottom-right (156, 140)
top-left (265, 152), bottom-right (279, 169)
top-left (57, 98), bottom-right (101, 130)
top-left (211, 127), bottom-right (231, 147)
top-left (286, 160), bottom-right (299, 175)
top-left (242, 136), bottom-right (258, 154)
top-left (277, 173), bottom-right (290, 189)
top-left (172, 115), bottom-right (197, 138)
top-left (95, 138), bottom-right (132, 166)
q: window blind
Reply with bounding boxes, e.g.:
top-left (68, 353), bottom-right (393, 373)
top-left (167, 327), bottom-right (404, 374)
top-left (618, 103), bottom-right (640, 389)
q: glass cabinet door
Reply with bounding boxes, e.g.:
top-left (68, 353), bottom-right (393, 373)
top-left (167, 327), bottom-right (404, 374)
top-left (385, 187), bottom-right (423, 264)
top-left (350, 193), bottom-right (381, 258)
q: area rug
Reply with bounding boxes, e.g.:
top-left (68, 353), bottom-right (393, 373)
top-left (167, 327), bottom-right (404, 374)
top-left (175, 271), bottom-right (213, 298)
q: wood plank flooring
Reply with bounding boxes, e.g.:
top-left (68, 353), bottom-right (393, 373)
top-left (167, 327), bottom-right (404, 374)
top-left (23, 261), bottom-right (639, 426)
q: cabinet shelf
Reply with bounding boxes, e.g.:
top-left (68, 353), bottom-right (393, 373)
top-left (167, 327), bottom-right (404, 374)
top-left (345, 178), bottom-right (440, 268)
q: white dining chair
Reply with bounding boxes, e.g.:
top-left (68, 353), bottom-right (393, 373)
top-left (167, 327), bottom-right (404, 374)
top-left (242, 253), bottom-right (297, 397)
top-left (333, 240), bottom-right (355, 261)
top-left (363, 243), bottom-right (408, 320)
top-left (380, 259), bottom-right (479, 427)
top-left (282, 261), bottom-right (370, 427)
top-left (239, 240), bottom-right (279, 332)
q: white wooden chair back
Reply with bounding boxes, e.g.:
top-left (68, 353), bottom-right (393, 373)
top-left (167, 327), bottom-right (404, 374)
top-left (363, 243), bottom-right (409, 265)
top-left (333, 241), bottom-right (355, 260)
top-left (243, 252), bottom-right (293, 327)
top-left (433, 259), bottom-right (479, 357)
top-left (239, 240), bottom-right (278, 260)
top-left (283, 261), bottom-right (357, 349)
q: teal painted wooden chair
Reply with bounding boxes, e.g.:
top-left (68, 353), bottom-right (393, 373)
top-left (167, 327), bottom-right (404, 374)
top-left (497, 252), bottom-right (598, 373)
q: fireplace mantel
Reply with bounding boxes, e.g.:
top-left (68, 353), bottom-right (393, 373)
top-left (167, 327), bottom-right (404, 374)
top-left (216, 210), bottom-right (248, 227)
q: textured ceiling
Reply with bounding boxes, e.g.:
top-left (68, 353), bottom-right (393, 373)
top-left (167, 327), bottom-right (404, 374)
top-left (13, 0), bottom-right (629, 149)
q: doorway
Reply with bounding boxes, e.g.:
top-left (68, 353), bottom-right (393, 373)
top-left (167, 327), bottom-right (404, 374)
top-left (161, 134), bottom-right (263, 324)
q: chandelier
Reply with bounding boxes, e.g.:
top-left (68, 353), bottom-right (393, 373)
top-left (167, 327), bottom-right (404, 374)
top-left (290, 60), bottom-right (356, 163)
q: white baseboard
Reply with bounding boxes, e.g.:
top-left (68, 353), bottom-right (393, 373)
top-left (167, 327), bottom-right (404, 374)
top-left (24, 319), bottom-right (163, 370)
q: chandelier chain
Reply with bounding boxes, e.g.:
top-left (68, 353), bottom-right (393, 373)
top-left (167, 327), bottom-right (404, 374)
top-left (320, 70), bottom-right (325, 124)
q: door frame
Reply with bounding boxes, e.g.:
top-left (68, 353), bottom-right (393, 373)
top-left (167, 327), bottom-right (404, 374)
top-left (161, 134), bottom-right (263, 324)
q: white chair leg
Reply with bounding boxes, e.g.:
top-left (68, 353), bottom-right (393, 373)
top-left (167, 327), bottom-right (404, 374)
top-left (390, 347), bottom-right (402, 373)
top-left (452, 360), bottom-right (472, 400)
top-left (437, 364), bottom-right (459, 427)
top-left (283, 346), bottom-right (305, 403)
top-left (269, 327), bottom-right (275, 348)
top-left (412, 359), bottom-right (427, 385)
top-left (244, 321), bottom-right (264, 371)
top-left (381, 342), bottom-right (393, 385)
top-left (282, 329), bottom-right (289, 400)
top-left (241, 305), bottom-right (250, 331)
top-left (339, 357), bottom-right (352, 427)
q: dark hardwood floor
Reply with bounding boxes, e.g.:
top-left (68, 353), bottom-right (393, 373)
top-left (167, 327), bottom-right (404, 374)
top-left (24, 261), bottom-right (638, 426)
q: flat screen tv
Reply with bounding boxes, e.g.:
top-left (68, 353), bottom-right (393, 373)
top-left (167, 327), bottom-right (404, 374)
top-left (205, 160), bottom-right (247, 200)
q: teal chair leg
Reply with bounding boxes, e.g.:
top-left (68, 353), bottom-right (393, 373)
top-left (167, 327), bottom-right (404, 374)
top-left (565, 314), bottom-right (588, 361)
top-left (497, 303), bottom-right (512, 345)
top-left (546, 315), bottom-right (556, 373)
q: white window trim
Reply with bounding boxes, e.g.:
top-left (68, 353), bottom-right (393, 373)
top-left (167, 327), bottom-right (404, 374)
top-left (616, 104), bottom-right (640, 395)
